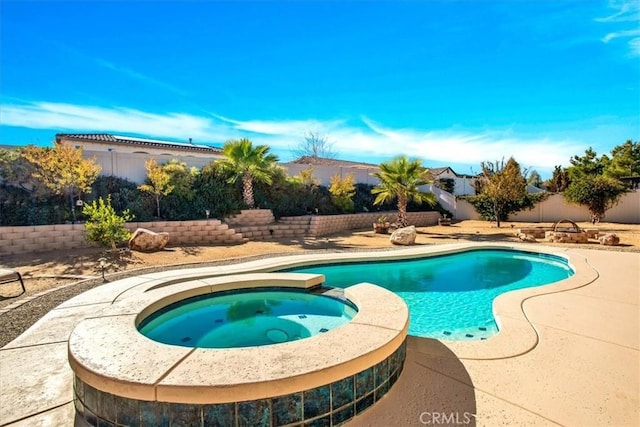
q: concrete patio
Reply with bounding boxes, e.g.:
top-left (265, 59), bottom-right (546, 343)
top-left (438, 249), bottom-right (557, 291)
top-left (0, 245), bottom-right (638, 426)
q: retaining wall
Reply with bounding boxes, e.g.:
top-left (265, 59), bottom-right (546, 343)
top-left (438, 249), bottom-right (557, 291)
top-left (0, 210), bottom-right (442, 256)
top-left (0, 220), bottom-right (242, 256)
top-left (309, 211), bottom-right (441, 237)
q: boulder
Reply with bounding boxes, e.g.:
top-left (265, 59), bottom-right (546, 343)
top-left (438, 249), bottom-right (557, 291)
top-left (390, 226), bottom-right (416, 246)
top-left (129, 228), bottom-right (169, 252)
top-left (598, 233), bottom-right (620, 246)
top-left (518, 233), bottom-right (537, 243)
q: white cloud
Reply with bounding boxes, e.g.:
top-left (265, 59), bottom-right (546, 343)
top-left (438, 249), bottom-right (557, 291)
top-left (212, 114), bottom-right (344, 136)
top-left (597, 1), bottom-right (640, 56)
top-left (94, 58), bottom-right (189, 96)
top-left (0, 101), bottom-right (594, 171)
top-left (596, 0), bottom-right (640, 22)
top-left (602, 28), bottom-right (640, 43)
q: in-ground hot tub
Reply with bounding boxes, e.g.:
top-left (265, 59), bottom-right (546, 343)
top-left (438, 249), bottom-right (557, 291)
top-left (138, 288), bottom-right (358, 348)
top-left (69, 273), bottom-right (408, 427)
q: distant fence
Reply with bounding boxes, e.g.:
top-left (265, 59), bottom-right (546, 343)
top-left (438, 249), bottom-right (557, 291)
top-left (453, 191), bottom-right (639, 223)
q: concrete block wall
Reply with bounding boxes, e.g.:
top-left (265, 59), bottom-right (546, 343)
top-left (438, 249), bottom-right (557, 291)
top-left (231, 216), bottom-right (312, 241)
top-left (224, 209), bottom-right (275, 226)
top-left (124, 220), bottom-right (244, 246)
top-left (0, 211), bottom-right (441, 255)
top-left (0, 219), bottom-right (243, 256)
top-left (0, 224), bottom-right (88, 255)
top-left (308, 211), bottom-right (441, 237)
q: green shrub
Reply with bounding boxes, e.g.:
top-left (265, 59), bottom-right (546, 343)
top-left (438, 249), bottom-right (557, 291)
top-left (329, 174), bottom-right (356, 213)
top-left (82, 196), bottom-right (134, 249)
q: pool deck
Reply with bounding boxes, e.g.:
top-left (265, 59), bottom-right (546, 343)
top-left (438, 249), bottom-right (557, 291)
top-left (0, 244), bottom-right (638, 426)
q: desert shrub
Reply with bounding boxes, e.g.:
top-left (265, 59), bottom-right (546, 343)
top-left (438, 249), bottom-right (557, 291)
top-left (91, 176), bottom-right (155, 221)
top-left (0, 183), bottom-right (70, 225)
top-left (82, 195), bottom-right (134, 249)
top-left (194, 162), bottom-right (244, 219)
top-left (328, 174), bottom-right (356, 213)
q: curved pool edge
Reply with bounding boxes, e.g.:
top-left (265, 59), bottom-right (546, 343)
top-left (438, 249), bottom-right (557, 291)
top-left (64, 242), bottom-right (599, 367)
top-left (68, 274), bottom-right (409, 404)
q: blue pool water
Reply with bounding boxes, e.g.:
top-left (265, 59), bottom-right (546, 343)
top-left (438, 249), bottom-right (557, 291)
top-left (138, 289), bottom-right (357, 348)
top-left (284, 249), bottom-right (573, 340)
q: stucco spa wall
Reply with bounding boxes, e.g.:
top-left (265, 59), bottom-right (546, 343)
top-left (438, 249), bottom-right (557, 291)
top-left (0, 211), bottom-right (441, 255)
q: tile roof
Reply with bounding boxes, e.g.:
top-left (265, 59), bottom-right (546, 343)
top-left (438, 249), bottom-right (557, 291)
top-left (56, 133), bottom-right (223, 154)
top-left (286, 156), bottom-right (380, 168)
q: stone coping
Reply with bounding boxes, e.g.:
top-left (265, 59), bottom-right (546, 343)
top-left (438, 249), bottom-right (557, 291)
top-left (66, 242), bottom-right (599, 405)
top-left (68, 274), bottom-right (409, 404)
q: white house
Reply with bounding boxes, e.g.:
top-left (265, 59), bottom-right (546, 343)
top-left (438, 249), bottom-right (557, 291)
top-left (55, 133), bottom-right (225, 183)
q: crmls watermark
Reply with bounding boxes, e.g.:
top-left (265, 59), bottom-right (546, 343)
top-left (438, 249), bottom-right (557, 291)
top-left (419, 411), bottom-right (476, 425)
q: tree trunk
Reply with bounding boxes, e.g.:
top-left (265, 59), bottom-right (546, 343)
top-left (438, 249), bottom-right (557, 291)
top-left (156, 196), bottom-right (161, 218)
top-left (397, 196), bottom-right (408, 228)
top-left (242, 174), bottom-right (255, 208)
top-left (69, 191), bottom-right (77, 224)
top-left (494, 200), bottom-right (501, 228)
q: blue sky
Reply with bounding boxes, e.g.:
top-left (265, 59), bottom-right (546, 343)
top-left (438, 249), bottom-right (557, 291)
top-left (1, 0), bottom-right (638, 178)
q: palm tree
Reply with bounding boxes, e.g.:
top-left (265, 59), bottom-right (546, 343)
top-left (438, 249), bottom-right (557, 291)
top-left (218, 138), bottom-right (279, 208)
top-left (372, 156), bottom-right (437, 228)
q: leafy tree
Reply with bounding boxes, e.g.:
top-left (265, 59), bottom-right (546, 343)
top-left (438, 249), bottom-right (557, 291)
top-left (568, 147), bottom-right (608, 180)
top-left (0, 148), bottom-right (44, 193)
top-left (293, 131), bottom-right (336, 162)
top-left (91, 175), bottom-right (155, 222)
top-left (218, 138), bottom-right (279, 208)
top-left (22, 142), bottom-right (101, 223)
top-left (527, 170), bottom-right (543, 188)
top-left (604, 140), bottom-right (640, 181)
top-left (194, 161), bottom-right (244, 219)
top-left (82, 196), bottom-right (134, 249)
top-left (564, 146), bottom-right (631, 222)
top-left (476, 157), bottom-right (527, 228)
top-left (371, 156), bottom-right (436, 227)
top-left (564, 175), bottom-right (628, 222)
top-left (434, 178), bottom-right (455, 194)
top-left (288, 168), bottom-right (320, 186)
top-left (329, 173), bottom-right (356, 213)
top-left (157, 160), bottom-right (201, 220)
top-left (544, 165), bottom-right (571, 192)
top-left (465, 192), bottom-right (547, 223)
top-left (138, 159), bottom-right (174, 218)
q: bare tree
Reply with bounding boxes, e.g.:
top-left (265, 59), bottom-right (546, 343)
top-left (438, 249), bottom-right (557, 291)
top-left (293, 132), bottom-right (337, 163)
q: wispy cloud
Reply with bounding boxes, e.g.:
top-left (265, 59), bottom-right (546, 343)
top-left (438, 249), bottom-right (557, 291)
top-left (212, 114), bottom-right (344, 137)
top-left (0, 101), bottom-right (230, 143)
top-left (0, 101), bottom-right (593, 171)
top-left (596, 0), bottom-right (640, 22)
top-left (52, 41), bottom-right (189, 96)
top-left (597, 0), bottom-right (640, 56)
top-left (94, 58), bottom-right (189, 96)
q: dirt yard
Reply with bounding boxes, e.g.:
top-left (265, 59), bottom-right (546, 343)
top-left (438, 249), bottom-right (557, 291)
top-left (1, 220), bottom-right (638, 308)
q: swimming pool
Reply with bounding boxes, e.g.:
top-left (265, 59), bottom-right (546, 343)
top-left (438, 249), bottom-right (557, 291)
top-left (138, 288), bottom-right (358, 348)
top-left (284, 249), bottom-right (574, 340)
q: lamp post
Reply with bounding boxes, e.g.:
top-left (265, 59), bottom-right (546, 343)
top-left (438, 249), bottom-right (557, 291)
top-left (98, 257), bottom-right (107, 282)
top-left (205, 209), bottom-right (210, 221)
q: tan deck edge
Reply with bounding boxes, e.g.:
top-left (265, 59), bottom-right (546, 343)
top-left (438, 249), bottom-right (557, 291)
top-left (68, 243), bottom-right (597, 404)
top-left (68, 274), bottom-right (409, 403)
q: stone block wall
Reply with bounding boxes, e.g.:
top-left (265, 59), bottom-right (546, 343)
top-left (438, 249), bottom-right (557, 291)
top-left (308, 211), bottom-right (441, 237)
top-left (224, 209), bottom-right (275, 226)
top-left (0, 220), bottom-right (243, 256)
top-left (0, 211), bottom-right (442, 255)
